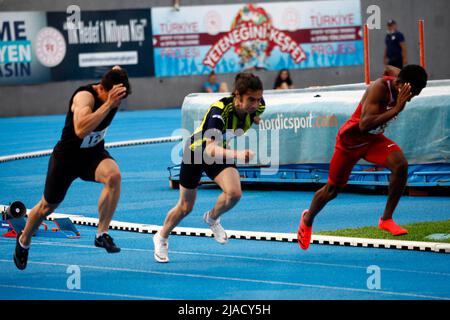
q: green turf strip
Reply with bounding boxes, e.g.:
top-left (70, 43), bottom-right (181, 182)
top-left (316, 220), bottom-right (450, 243)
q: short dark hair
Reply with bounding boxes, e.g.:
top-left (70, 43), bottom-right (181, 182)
top-left (233, 72), bottom-right (263, 96)
top-left (398, 65), bottom-right (428, 95)
top-left (274, 69), bottom-right (293, 89)
top-left (387, 19), bottom-right (396, 26)
top-left (101, 68), bottom-right (131, 98)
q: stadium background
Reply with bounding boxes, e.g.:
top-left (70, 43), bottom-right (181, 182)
top-left (1, 0), bottom-right (449, 116)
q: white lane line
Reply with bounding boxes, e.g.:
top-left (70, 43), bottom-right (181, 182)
top-left (0, 136), bottom-right (183, 163)
top-left (0, 259), bottom-right (448, 300)
top-left (0, 284), bottom-right (172, 300)
top-left (2, 206), bottom-right (449, 253)
top-left (1, 238), bottom-right (448, 277)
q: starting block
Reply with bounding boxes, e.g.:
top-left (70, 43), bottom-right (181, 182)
top-left (2, 217), bottom-right (80, 239)
top-left (1, 201), bottom-right (80, 239)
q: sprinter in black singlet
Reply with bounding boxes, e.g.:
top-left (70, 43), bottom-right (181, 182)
top-left (13, 66), bottom-right (131, 270)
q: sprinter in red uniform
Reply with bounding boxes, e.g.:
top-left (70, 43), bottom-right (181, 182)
top-left (297, 65), bottom-right (428, 250)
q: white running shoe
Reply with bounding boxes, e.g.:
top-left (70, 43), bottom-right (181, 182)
top-left (153, 231), bottom-right (169, 263)
top-left (203, 211), bottom-right (228, 244)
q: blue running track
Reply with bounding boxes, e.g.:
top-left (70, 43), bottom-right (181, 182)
top-left (0, 109), bottom-right (449, 300)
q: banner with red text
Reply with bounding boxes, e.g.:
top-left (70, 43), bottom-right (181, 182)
top-left (152, 0), bottom-right (363, 77)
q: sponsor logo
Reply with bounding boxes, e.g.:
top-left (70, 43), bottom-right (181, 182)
top-left (204, 10), bottom-right (222, 36)
top-left (203, 4), bottom-right (307, 69)
top-left (34, 27), bottom-right (66, 67)
top-left (259, 113), bottom-right (338, 133)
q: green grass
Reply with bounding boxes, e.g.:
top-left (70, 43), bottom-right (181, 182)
top-left (316, 220), bottom-right (450, 243)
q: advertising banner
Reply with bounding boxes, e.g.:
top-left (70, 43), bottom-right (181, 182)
top-left (47, 9), bottom-right (153, 80)
top-left (0, 11), bottom-right (51, 85)
top-left (181, 84), bottom-right (450, 165)
top-left (152, 0), bottom-right (363, 77)
top-left (0, 9), bottom-right (153, 85)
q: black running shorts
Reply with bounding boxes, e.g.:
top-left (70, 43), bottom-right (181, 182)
top-left (43, 149), bottom-right (114, 204)
top-left (179, 150), bottom-right (237, 189)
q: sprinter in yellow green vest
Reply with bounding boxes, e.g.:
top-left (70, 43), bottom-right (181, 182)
top-left (153, 72), bottom-right (265, 263)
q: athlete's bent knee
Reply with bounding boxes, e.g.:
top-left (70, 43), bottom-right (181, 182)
top-left (105, 171), bottom-right (121, 188)
top-left (325, 184), bottom-right (339, 200)
top-left (392, 159), bottom-right (408, 177)
top-left (225, 190), bottom-right (242, 204)
top-left (179, 202), bottom-right (194, 216)
top-left (38, 200), bottom-right (58, 218)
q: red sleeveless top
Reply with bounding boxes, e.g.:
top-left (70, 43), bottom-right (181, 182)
top-left (337, 76), bottom-right (396, 149)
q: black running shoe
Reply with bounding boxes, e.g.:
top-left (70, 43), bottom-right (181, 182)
top-left (13, 232), bottom-right (29, 270)
top-left (94, 233), bottom-right (121, 253)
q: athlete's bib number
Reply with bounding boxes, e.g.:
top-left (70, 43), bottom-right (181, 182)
top-left (80, 129), bottom-right (107, 148)
top-left (368, 126), bottom-right (385, 135)
top-left (369, 108), bottom-right (396, 135)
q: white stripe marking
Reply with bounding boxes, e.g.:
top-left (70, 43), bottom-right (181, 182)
top-left (0, 284), bottom-right (172, 300)
top-left (2, 207), bottom-right (449, 254)
top-left (0, 259), bottom-right (447, 300)
top-left (1, 238), bottom-right (447, 277)
top-left (0, 135), bottom-right (182, 163)
top-left (212, 114), bottom-right (225, 123)
top-left (47, 211), bottom-right (450, 253)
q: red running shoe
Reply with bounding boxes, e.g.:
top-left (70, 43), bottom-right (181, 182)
top-left (378, 218), bottom-right (408, 236)
top-left (297, 210), bottom-right (313, 250)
